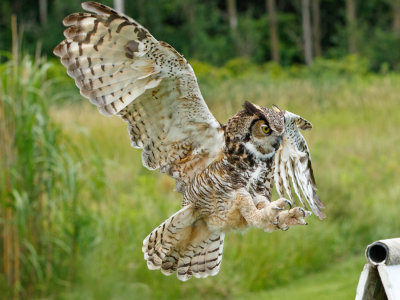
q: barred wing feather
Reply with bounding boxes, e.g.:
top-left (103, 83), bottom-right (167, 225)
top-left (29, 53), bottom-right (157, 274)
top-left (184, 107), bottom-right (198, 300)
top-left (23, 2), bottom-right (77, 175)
top-left (274, 110), bottom-right (326, 220)
top-left (53, 2), bottom-right (224, 192)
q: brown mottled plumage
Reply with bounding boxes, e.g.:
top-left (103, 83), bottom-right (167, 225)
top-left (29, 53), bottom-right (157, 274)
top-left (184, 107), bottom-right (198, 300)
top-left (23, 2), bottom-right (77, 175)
top-left (54, 2), bottom-right (325, 281)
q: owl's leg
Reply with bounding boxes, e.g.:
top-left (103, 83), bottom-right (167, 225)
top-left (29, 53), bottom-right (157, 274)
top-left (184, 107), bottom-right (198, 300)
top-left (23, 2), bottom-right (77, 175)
top-left (253, 194), bottom-right (270, 209)
top-left (238, 193), bottom-right (310, 231)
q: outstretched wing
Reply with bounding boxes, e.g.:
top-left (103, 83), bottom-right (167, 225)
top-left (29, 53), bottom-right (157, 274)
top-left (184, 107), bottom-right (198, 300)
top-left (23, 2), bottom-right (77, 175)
top-left (53, 2), bottom-right (223, 193)
top-left (273, 110), bottom-right (326, 219)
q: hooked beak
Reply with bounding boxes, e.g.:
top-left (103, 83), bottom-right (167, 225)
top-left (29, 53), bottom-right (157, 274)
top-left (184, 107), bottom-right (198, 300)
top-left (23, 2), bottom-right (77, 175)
top-left (272, 136), bottom-right (282, 150)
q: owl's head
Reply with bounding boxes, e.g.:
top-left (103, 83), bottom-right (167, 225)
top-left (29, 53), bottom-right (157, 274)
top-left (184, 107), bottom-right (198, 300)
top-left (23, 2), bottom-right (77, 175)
top-left (224, 101), bottom-right (285, 163)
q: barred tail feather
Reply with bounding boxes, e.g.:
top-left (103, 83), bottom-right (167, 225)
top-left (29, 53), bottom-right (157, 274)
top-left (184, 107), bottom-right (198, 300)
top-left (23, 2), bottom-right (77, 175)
top-left (189, 232), bottom-right (225, 279)
top-left (142, 205), bottom-right (195, 270)
top-left (142, 205), bottom-right (225, 281)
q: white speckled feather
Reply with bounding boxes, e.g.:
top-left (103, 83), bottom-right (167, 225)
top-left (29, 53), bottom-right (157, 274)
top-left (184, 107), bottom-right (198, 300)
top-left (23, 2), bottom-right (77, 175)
top-left (274, 111), bottom-right (325, 219)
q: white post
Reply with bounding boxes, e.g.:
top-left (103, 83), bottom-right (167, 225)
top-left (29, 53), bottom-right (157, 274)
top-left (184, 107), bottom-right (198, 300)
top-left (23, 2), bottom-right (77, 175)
top-left (356, 238), bottom-right (400, 300)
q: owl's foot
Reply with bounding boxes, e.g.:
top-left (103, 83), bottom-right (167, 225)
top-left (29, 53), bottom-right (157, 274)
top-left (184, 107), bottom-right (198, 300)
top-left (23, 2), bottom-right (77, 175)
top-left (238, 193), bottom-right (310, 232)
top-left (262, 198), bottom-right (311, 232)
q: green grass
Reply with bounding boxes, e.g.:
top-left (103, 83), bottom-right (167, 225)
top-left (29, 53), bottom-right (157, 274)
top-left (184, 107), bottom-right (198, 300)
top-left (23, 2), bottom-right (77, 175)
top-left (2, 54), bottom-right (400, 298)
top-left (241, 256), bottom-right (365, 300)
top-left (49, 71), bottom-right (400, 299)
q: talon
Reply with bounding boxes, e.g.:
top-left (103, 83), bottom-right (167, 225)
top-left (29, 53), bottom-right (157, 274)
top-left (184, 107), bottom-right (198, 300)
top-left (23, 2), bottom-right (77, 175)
top-left (297, 207), bottom-right (308, 217)
top-left (272, 206), bottom-right (284, 211)
top-left (272, 215), bottom-right (279, 226)
top-left (300, 208), bottom-right (306, 217)
top-left (285, 200), bottom-right (292, 209)
top-left (279, 224), bottom-right (289, 231)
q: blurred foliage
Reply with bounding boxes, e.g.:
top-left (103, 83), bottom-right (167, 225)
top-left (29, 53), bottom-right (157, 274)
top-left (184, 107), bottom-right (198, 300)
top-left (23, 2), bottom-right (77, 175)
top-left (190, 54), bottom-right (372, 84)
top-left (359, 29), bottom-right (400, 72)
top-left (1, 0), bottom-right (400, 70)
top-left (0, 53), bottom-right (106, 298)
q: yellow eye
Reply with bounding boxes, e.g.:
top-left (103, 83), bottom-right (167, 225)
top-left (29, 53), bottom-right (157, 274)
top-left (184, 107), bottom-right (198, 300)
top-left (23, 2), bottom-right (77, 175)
top-left (261, 125), bottom-right (271, 135)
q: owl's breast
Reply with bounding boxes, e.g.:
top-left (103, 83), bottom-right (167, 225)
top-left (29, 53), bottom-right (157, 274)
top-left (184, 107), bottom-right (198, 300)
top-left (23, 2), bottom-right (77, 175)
top-left (184, 157), bottom-right (273, 215)
top-left (245, 161), bottom-right (273, 198)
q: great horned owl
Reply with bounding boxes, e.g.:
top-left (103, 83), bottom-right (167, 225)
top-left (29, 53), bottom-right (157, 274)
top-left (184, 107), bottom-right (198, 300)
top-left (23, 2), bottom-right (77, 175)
top-left (54, 2), bottom-right (325, 281)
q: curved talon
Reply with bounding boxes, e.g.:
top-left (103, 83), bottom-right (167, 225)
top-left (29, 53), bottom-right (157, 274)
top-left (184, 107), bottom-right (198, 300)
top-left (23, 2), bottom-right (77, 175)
top-left (285, 200), bottom-right (293, 209)
top-left (299, 207), bottom-right (312, 218)
top-left (299, 207), bottom-right (306, 217)
top-left (272, 206), bottom-right (284, 211)
top-left (276, 222), bottom-right (289, 231)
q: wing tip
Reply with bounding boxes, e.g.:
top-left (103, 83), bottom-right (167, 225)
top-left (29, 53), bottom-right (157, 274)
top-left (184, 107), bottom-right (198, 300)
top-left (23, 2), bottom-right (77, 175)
top-left (53, 42), bottom-right (66, 58)
top-left (311, 191), bottom-right (326, 219)
top-left (81, 1), bottom-right (100, 10)
top-left (313, 191), bottom-right (325, 209)
top-left (82, 1), bottom-right (117, 16)
top-left (315, 210), bottom-right (327, 220)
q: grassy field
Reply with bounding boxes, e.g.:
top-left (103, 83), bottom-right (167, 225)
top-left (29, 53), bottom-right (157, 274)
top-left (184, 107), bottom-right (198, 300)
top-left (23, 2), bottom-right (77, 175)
top-left (2, 56), bottom-right (400, 298)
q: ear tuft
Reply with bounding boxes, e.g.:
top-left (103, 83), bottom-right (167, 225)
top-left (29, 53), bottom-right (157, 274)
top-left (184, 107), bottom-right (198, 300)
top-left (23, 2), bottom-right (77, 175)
top-left (296, 116), bottom-right (313, 131)
top-left (243, 101), bottom-right (261, 115)
top-left (272, 104), bottom-right (281, 113)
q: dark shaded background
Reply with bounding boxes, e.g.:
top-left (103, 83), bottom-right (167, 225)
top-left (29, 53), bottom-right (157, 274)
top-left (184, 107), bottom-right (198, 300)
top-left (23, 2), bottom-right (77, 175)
top-left (1, 0), bottom-right (400, 70)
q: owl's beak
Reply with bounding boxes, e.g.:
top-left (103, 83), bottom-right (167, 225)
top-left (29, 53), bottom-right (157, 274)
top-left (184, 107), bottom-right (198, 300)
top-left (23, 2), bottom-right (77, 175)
top-left (272, 136), bottom-right (282, 150)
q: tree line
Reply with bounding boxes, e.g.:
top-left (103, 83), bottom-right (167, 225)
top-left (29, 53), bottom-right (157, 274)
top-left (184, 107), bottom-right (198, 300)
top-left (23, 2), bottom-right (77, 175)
top-left (1, 0), bottom-right (400, 70)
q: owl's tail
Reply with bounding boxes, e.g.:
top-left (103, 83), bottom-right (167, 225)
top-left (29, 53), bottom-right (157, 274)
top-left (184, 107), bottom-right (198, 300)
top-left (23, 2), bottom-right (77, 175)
top-left (142, 205), bottom-right (225, 281)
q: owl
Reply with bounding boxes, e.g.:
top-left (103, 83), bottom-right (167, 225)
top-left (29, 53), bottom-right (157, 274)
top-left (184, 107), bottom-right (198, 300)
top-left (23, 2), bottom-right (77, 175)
top-left (54, 2), bottom-right (325, 281)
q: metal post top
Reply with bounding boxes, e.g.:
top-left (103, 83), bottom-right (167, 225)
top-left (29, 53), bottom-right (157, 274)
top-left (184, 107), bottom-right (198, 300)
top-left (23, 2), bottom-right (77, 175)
top-left (365, 238), bottom-right (400, 266)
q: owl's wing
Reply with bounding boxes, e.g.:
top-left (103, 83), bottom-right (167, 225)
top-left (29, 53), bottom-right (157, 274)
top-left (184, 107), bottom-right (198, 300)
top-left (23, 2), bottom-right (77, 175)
top-left (54, 2), bottom-right (224, 192)
top-left (273, 110), bottom-right (326, 220)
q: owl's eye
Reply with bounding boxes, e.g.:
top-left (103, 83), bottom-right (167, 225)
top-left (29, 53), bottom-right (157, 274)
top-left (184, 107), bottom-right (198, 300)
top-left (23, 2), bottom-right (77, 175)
top-left (261, 125), bottom-right (271, 135)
